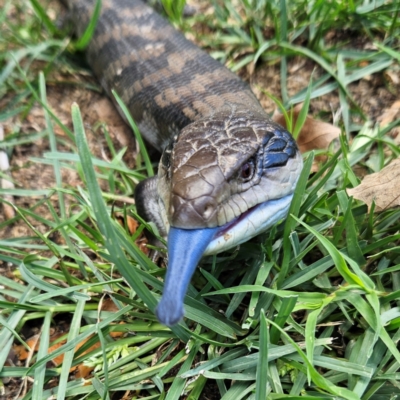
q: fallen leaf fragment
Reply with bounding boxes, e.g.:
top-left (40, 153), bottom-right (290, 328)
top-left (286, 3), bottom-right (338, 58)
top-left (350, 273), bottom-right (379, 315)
top-left (378, 100), bottom-right (400, 128)
top-left (114, 212), bottom-right (150, 255)
top-left (273, 104), bottom-right (341, 171)
top-left (347, 158), bottom-right (400, 212)
top-left (377, 100), bottom-right (400, 145)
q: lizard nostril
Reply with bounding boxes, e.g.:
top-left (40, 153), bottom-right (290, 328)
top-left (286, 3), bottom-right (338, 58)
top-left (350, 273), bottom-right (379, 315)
top-left (202, 203), bottom-right (214, 220)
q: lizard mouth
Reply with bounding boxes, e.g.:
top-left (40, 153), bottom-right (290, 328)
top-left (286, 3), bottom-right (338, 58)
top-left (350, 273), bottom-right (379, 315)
top-left (204, 194), bottom-right (293, 255)
top-left (155, 194), bottom-right (293, 327)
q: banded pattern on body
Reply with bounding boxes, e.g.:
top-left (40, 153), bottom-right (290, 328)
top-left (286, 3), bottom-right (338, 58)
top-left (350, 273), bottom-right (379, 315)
top-left (67, 0), bottom-right (263, 151)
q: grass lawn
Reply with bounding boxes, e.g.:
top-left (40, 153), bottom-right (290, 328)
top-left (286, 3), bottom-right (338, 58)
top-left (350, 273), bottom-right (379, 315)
top-left (1, 0), bottom-right (400, 399)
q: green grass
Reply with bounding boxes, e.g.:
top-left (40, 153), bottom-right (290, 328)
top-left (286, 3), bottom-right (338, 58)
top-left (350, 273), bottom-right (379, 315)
top-left (1, 0), bottom-right (400, 399)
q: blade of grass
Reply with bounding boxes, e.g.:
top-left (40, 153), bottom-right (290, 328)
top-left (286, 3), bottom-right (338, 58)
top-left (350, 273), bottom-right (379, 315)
top-left (269, 296), bottom-right (297, 344)
top-left (31, 311), bottom-right (52, 399)
top-left (265, 319), bottom-right (359, 400)
top-left (29, 0), bottom-right (58, 35)
top-left (292, 78), bottom-right (313, 139)
top-left (55, 296), bottom-right (87, 400)
top-left (256, 310), bottom-right (269, 400)
top-left (277, 152), bottom-right (314, 288)
top-left (112, 90), bottom-right (154, 177)
top-left (74, 0), bottom-right (102, 50)
top-left (72, 103), bottom-right (191, 341)
top-left (165, 342), bottom-right (199, 400)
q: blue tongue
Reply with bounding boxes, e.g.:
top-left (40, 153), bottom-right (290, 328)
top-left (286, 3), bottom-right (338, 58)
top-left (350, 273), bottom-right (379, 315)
top-left (155, 226), bottom-right (218, 327)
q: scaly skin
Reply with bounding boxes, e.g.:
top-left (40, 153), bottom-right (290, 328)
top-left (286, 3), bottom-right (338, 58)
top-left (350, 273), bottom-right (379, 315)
top-left (64, 0), bottom-right (303, 326)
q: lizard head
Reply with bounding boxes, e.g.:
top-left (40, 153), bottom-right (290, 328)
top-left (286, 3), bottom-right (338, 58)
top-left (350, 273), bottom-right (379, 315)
top-left (151, 110), bottom-right (302, 326)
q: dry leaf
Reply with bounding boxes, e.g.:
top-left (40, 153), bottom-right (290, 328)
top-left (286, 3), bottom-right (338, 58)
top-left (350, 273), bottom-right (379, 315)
top-left (378, 100), bottom-right (400, 128)
top-left (377, 100), bottom-right (400, 145)
top-left (347, 158), bottom-right (400, 212)
top-left (114, 212), bottom-right (150, 255)
top-left (273, 104), bottom-right (341, 154)
top-left (114, 212), bottom-right (140, 234)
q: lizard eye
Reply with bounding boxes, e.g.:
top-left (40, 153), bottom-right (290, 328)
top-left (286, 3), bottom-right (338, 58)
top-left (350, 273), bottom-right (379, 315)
top-left (240, 159), bottom-right (255, 181)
